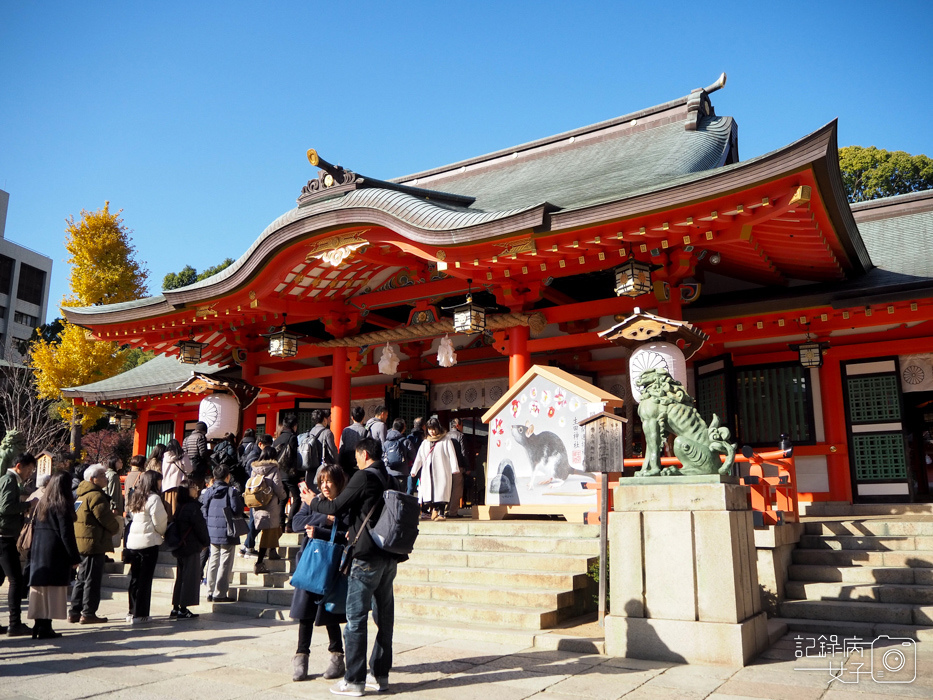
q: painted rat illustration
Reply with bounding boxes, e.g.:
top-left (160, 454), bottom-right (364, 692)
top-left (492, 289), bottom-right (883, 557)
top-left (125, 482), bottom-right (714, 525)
top-left (511, 422), bottom-right (573, 485)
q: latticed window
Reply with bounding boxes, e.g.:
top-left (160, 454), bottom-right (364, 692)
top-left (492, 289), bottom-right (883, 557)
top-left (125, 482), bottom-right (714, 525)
top-left (852, 433), bottom-right (908, 480)
top-left (735, 363), bottom-right (813, 445)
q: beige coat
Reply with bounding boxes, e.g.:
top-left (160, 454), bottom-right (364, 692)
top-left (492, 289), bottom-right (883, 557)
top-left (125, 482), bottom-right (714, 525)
top-left (411, 436), bottom-right (459, 505)
top-left (250, 460), bottom-right (287, 531)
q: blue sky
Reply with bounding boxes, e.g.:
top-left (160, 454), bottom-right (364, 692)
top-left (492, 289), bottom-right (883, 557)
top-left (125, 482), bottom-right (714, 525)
top-left (2, 1), bottom-right (931, 317)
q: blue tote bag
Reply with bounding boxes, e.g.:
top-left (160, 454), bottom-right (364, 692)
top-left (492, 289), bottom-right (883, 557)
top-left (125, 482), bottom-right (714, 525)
top-left (290, 522), bottom-right (343, 595)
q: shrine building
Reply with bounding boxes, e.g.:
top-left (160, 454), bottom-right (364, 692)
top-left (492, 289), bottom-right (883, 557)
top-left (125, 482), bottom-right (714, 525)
top-left (62, 75), bottom-right (933, 507)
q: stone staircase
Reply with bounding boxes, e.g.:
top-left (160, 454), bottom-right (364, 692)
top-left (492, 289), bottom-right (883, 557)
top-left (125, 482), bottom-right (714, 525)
top-left (102, 519), bottom-right (600, 647)
top-left (776, 517), bottom-right (933, 642)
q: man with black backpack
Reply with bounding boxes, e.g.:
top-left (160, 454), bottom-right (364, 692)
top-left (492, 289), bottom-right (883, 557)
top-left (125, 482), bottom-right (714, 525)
top-left (183, 422), bottom-right (211, 485)
top-left (273, 414), bottom-right (302, 533)
top-left (309, 437), bottom-right (408, 696)
top-left (299, 410), bottom-right (337, 482)
top-left (383, 418), bottom-right (412, 481)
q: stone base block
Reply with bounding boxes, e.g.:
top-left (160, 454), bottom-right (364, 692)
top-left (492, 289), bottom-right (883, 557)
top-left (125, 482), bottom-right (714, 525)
top-left (615, 482), bottom-right (748, 511)
top-left (604, 611), bottom-right (769, 667)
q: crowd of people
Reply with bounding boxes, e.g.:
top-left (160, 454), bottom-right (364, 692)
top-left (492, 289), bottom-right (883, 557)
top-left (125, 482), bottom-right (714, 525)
top-left (0, 404), bottom-right (474, 695)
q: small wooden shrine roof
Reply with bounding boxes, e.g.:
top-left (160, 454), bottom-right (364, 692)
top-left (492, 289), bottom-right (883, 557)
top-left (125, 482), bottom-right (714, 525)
top-left (481, 364), bottom-right (624, 424)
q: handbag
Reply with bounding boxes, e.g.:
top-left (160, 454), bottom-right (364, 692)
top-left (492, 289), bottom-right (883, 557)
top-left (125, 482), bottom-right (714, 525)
top-left (224, 491), bottom-right (249, 538)
top-left (16, 515), bottom-right (34, 557)
top-left (291, 521), bottom-right (343, 595)
top-left (323, 572), bottom-right (348, 614)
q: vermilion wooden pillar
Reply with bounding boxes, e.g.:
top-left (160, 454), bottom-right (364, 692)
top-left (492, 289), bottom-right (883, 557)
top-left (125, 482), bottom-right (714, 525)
top-left (132, 408), bottom-right (149, 456)
top-left (240, 350), bottom-right (258, 435)
top-left (331, 346), bottom-right (350, 448)
top-left (819, 356), bottom-right (853, 503)
top-left (509, 325), bottom-right (530, 387)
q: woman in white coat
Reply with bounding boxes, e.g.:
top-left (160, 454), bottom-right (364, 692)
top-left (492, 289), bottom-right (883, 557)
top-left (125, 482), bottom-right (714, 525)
top-left (410, 417), bottom-right (460, 521)
top-left (124, 471), bottom-right (167, 623)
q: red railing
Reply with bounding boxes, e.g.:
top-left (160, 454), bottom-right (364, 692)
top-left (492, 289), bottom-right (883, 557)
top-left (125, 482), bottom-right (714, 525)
top-left (585, 448), bottom-right (798, 528)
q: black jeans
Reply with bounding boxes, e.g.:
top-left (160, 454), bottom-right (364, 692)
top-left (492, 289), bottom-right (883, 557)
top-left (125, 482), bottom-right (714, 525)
top-left (296, 618), bottom-right (343, 655)
top-left (0, 537), bottom-right (23, 625)
top-left (126, 545), bottom-right (160, 618)
top-left (70, 553), bottom-right (105, 617)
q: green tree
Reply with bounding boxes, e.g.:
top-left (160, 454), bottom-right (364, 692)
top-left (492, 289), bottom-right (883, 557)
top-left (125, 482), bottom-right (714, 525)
top-left (162, 258), bottom-right (234, 291)
top-left (839, 146), bottom-right (933, 203)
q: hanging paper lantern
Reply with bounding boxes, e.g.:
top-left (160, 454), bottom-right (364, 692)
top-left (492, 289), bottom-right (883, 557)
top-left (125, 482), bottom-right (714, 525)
top-left (437, 335), bottom-right (457, 368)
top-left (629, 341), bottom-right (687, 403)
top-left (199, 393), bottom-right (239, 439)
top-left (378, 343), bottom-right (400, 376)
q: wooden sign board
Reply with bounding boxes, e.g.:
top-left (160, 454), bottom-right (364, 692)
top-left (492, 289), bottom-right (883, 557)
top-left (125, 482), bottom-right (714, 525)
top-left (579, 412), bottom-right (627, 473)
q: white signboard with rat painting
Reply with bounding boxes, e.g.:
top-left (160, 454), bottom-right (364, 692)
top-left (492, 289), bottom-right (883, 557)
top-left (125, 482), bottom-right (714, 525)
top-left (479, 365), bottom-right (624, 520)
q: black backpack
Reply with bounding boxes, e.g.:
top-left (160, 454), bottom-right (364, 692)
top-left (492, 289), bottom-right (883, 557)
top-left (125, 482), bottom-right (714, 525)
top-left (299, 427), bottom-right (324, 472)
top-left (365, 469), bottom-right (420, 555)
top-left (383, 436), bottom-right (406, 469)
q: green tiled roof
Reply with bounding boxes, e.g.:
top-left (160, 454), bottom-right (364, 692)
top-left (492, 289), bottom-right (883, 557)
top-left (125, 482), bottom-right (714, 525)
top-left (61, 354), bottom-right (227, 402)
top-left (396, 115), bottom-right (736, 213)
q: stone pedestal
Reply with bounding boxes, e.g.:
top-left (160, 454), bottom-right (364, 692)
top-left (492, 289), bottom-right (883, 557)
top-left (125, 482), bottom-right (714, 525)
top-left (604, 476), bottom-right (769, 666)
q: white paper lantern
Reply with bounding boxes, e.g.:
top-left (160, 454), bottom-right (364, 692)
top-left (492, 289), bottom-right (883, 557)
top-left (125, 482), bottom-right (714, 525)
top-left (629, 341), bottom-right (687, 403)
top-left (378, 343), bottom-right (400, 376)
top-left (199, 393), bottom-right (240, 439)
top-left (437, 335), bottom-right (457, 368)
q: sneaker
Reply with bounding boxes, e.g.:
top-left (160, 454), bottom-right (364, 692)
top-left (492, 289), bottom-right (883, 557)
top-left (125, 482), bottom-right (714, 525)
top-left (7, 622), bottom-right (32, 637)
top-left (268, 550), bottom-right (282, 561)
top-left (212, 595), bottom-right (235, 603)
top-left (125, 615), bottom-right (134, 623)
top-left (366, 674), bottom-right (389, 692)
top-left (79, 614), bottom-right (108, 624)
top-left (131, 616), bottom-right (150, 625)
top-left (169, 609), bottom-right (179, 619)
top-left (175, 608), bottom-right (198, 620)
top-left (207, 595), bottom-right (213, 602)
top-left (254, 562), bottom-right (270, 575)
top-left (330, 679), bottom-right (364, 697)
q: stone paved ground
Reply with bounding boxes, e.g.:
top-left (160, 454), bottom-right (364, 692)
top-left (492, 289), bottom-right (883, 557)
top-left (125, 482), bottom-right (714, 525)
top-left (1, 590), bottom-right (931, 699)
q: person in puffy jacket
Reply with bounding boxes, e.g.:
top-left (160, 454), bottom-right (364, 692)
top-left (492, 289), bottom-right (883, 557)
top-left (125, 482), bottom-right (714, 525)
top-left (170, 479), bottom-right (209, 620)
top-left (249, 446), bottom-right (287, 575)
top-left (162, 439), bottom-right (193, 521)
top-left (70, 465), bottom-right (120, 624)
top-left (124, 471), bottom-right (167, 623)
top-left (200, 464), bottom-right (244, 602)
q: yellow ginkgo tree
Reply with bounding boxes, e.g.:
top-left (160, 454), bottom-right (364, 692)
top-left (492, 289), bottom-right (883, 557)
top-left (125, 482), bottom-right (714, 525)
top-left (31, 202), bottom-right (149, 442)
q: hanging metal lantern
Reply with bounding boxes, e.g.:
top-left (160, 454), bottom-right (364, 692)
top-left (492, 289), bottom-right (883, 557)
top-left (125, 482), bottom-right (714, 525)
top-left (614, 260), bottom-right (652, 297)
top-left (177, 339), bottom-right (207, 364)
top-left (793, 339), bottom-right (827, 368)
top-left (265, 313), bottom-right (301, 358)
top-left (119, 414), bottom-right (134, 431)
top-left (453, 279), bottom-right (485, 334)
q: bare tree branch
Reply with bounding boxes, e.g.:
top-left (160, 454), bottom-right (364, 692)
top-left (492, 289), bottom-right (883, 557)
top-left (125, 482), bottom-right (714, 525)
top-left (0, 352), bottom-right (70, 455)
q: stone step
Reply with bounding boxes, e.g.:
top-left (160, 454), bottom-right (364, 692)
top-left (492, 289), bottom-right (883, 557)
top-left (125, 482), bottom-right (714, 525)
top-left (787, 564), bottom-right (933, 585)
top-left (804, 520), bottom-right (933, 537)
top-left (102, 574), bottom-right (178, 596)
top-left (798, 534), bottom-right (933, 551)
top-left (791, 549), bottom-right (933, 568)
top-left (414, 533), bottom-right (599, 556)
top-left (785, 581), bottom-right (933, 605)
top-left (210, 599), bottom-right (291, 620)
top-left (231, 557), bottom-right (296, 574)
top-left (233, 586), bottom-right (295, 607)
top-left (396, 597), bottom-right (560, 630)
top-left (417, 520), bottom-right (600, 539)
top-left (779, 599), bottom-right (933, 626)
top-left (774, 616), bottom-right (933, 643)
top-left (396, 564), bottom-right (590, 591)
top-left (405, 549), bottom-right (595, 572)
top-left (802, 503), bottom-right (933, 517)
top-left (394, 581), bottom-right (576, 609)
